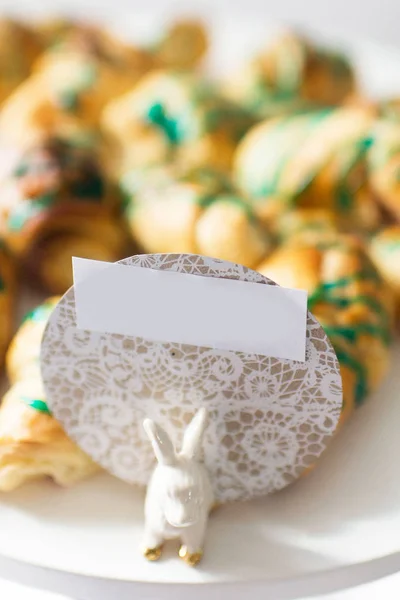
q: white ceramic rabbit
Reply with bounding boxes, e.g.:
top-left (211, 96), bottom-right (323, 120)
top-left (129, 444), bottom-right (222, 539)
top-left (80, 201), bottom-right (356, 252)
top-left (142, 408), bottom-right (214, 566)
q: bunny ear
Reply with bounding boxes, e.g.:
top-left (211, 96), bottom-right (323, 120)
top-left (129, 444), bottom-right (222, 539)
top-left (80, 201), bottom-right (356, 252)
top-left (143, 419), bottom-right (176, 466)
top-left (180, 408), bottom-right (208, 460)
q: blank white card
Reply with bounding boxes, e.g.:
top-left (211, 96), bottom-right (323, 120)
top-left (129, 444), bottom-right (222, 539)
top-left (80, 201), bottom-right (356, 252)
top-left (73, 258), bottom-right (308, 362)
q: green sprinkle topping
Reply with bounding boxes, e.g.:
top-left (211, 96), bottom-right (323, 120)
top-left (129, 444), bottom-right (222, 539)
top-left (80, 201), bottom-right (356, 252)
top-left (20, 397), bottom-right (51, 415)
top-left (147, 102), bottom-right (180, 144)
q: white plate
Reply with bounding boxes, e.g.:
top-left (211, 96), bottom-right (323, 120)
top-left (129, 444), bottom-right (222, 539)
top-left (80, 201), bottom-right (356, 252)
top-left (0, 5), bottom-right (400, 599)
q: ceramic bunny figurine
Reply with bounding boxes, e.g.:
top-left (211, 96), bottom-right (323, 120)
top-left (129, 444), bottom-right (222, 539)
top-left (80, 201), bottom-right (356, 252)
top-left (142, 408), bottom-right (214, 566)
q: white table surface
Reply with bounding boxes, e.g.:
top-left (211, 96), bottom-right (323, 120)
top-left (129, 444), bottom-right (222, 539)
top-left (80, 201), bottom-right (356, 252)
top-left (1, 572), bottom-right (400, 600)
top-left (0, 1), bottom-right (399, 597)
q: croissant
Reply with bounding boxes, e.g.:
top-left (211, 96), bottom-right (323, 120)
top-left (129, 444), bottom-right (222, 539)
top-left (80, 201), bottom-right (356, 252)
top-left (0, 244), bottom-right (16, 369)
top-left (257, 235), bottom-right (394, 424)
top-left (102, 70), bottom-right (255, 174)
top-left (234, 106), bottom-right (381, 231)
top-left (0, 298), bottom-right (100, 492)
top-left (223, 30), bottom-right (356, 118)
top-left (0, 19), bottom-right (42, 104)
top-left (0, 376), bottom-right (99, 492)
top-left (123, 166), bottom-right (271, 268)
top-left (0, 134), bottom-right (130, 294)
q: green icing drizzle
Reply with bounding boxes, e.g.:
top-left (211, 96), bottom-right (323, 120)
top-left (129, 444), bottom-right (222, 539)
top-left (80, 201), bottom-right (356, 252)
top-left (147, 102), bottom-right (180, 144)
top-left (333, 347), bottom-right (367, 406)
top-left (20, 396), bottom-right (51, 415)
top-left (258, 109), bottom-right (334, 199)
top-left (335, 137), bottom-right (373, 212)
top-left (308, 261), bottom-right (391, 406)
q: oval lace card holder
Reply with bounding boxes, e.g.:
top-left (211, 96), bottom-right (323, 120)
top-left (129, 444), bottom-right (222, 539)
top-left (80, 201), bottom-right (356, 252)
top-left (40, 253), bottom-right (343, 503)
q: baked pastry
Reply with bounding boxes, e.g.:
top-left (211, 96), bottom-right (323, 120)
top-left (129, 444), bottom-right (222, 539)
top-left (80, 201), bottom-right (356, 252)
top-left (223, 30), bottom-right (356, 118)
top-left (102, 70), bottom-right (255, 173)
top-left (0, 376), bottom-right (99, 492)
top-left (0, 19), bottom-right (42, 104)
top-left (6, 297), bottom-right (59, 384)
top-left (150, 19), bottom-right (208, 70)
top-left (0, 135), bottom-right (130, 293)
top-left (0, 244), bottom-right (16, 369)
top-left (123, 166), bottom-right (271, 268)
top-left (367, 120), bottom-right (400, 222)
top-left (257, 235), bottom-right (394, 424)
top-left (370, 226), bottom-right (400, 317)
top-left (0, 26), bottom-right (152, 145)
top-left (234, 106), bottom-right (381, 231)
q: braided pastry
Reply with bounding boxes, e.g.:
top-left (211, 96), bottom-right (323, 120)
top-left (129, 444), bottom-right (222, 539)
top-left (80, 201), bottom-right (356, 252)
top-left (0, 27), bottom-right (151, 144)
top-left (0, 298), bottom-right (99, 492)
top-left (234, 107), bottom-right (381, 231)
top-left (223, 31), bottom-right (355, 118)
top-left (102, 70), bottom-right (255, 173)
top-left (0, 376), bottom-right (99, 492)
top-left (0, 135), bottom-right (130, 293)
top-left (257, 235), bottom-right (394, 424)
top-left (123, 166), bottom-right (270, 268)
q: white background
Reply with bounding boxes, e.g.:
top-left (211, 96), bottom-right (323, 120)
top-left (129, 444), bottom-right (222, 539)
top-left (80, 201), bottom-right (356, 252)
top-left (1, 0), bottom-right (400, 598)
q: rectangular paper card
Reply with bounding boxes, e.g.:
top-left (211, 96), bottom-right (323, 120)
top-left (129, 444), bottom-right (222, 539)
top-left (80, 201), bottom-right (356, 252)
top-left (73, 257), bottom-right (308, 362)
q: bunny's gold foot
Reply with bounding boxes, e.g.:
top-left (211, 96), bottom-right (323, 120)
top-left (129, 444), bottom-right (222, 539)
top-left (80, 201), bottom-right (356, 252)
top-left (210, 501), bottom-right (221, 514)
top-left (143, 546), bottom-right (163, 561)
top-left (179, 545), bottom-right (203, 567)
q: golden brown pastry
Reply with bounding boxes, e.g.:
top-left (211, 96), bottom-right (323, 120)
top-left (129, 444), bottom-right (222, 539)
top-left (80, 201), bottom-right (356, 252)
top-left (223, 30), bottom-right (356, 118)
top-left (0, 26), bottom-right (151, 144)
top-left (234, 106), bottom-right (381, 231)
top-left (367, 120), bottom-right (400, 222)
top-left (257, 235), bottom-right (394, 424)
top-left (0, 376), bottom-right (99, 492)
top-left (6, 297), bottom-right (59, 384)
top-left (369, 226), bottom-right (400, 317)
top-left (0, 134), bottom-right (130, 293)
top-left (0, 19), bottom-right (42, 105)
top-left (150, 19), bottom-right (208, 70)
top-left (0, 244), bottom-right (16, 369)
top-left (123, 166), bottom-right (271, 268)
top-left (102, 70), bottom-right (255, 173)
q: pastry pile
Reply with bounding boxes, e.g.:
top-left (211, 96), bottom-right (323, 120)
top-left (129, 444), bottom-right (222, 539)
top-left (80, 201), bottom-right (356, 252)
top-left (0, 16), bottom-right (397, 491)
